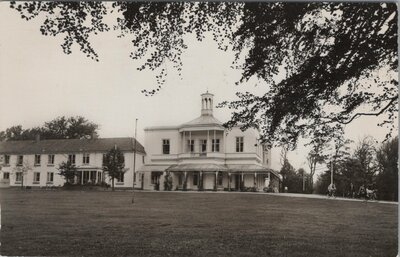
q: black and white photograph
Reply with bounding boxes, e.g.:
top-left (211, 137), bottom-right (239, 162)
top-left (0, 1), bottom-right (398, 256)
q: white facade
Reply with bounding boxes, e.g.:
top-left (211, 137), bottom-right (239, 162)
top-left (139, 92), bottom-right (279, 192)
top-left (0, 138), bottom-right (145, 189)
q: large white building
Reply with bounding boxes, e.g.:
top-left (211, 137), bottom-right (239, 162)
top-left (0, 137), bottom-right (145, 188)
top-left (138, 92), bottom-right (280, 192)
top-left (0, 93), bottom-right (280, 192)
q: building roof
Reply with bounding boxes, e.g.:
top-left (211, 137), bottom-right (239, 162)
top-left (167, 163), bottom-right (228, 172)
top-left (0, 137), bottom-right (145, 155)
top-left (164, 163), bottom-right (280, 179)
top-left (181, 115), bottom-right (224, 128)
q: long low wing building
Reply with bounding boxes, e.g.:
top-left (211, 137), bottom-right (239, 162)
top-left (138, 92), bottom-right (281, 192)
top-left (0, 137), bottom-right (145, 188)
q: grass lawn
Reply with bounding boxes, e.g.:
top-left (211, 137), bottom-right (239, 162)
top-left (0, 189), bottom-right (397, 257)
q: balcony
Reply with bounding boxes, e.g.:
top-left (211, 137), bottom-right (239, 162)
top-left (179, 152), bottom-right (225, 159)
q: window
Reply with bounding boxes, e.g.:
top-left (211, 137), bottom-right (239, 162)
top-left (162, 139), bottom-right (170, 154)
top-left (102, 154), bottom-right (107, 166)
top-left (3, 172), bottom-right (10, 179)
top-left (142, 155), bottom-right (145, 164)
top-left (4, 155), bottom-right (10, 165)
top-left (193, 172), bottom-right (199, 186)
top-left (33, 172), bottom-right (40, 183)
top-left (48, 154), bottom-right (55, 165)
top-left (34, 155), bottom-right (41, 166)
top-left (117, 173), bottom-right (124, 183)
top-left (200, 140), bottom-right (207, 152)
top-left (218, 172), bottom-right (223, 186)
top-left (212, 139), bottom-right (220, 152)
top-left (15, 172), bottom-right (22, 182)
top-left (187, 140), bottom-right (194, 153)
top-left (68, 154), bottom-right (76, 164)
top-left (83, 153), bottom-right (90, 165)
top-left (17, 155), bottom-right (23, 166)
top-left (151, 172), bottom-right (159, 184)
top-left (236, 137), bottom-right (244, 152)
top-left (47, 172), bottom-right (54, 183)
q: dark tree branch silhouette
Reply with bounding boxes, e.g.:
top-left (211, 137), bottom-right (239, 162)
top-left (10, 2), bottom-right (398, 146)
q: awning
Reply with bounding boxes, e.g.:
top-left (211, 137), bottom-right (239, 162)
top-left (227, 164), bottom-right (271, 172)
top-left (166, 163), bottom-right (228, 172)
top-left (137, 165), bottom-right (170, 172)
top-left (227, 164), bottom-right (280, 179)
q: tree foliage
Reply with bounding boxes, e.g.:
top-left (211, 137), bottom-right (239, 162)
top-left (0, 116), bottom-right (99, 141)
top-left (376, 137), bottom-right (398, 201)
top-left (9, 2), bottom-right (398, 146)
top-left (12, 160), bottom-right (32, 189)
top-left (57, 161), bottom-right (77, 185)
top-left (103, 146), bottom-right (126, 191)
top-left (315, 136), bottom-right (398, 200)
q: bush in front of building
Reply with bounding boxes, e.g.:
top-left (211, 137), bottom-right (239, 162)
top-left (163, 173), bottom-right (173, 191)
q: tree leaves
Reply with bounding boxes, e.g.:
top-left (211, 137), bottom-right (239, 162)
top-left (9, 2), bottom-right (398, 146)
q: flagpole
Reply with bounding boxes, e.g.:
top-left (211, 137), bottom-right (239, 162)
top-left (132, 118), bottom-right (138, 204)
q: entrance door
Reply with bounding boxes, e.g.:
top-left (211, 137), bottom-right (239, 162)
top-left (83, 171), bottom-right (89, 184)
top-left (97, 171), bottom-right (103, 183)
top-left (234, 174), bottom-right (240, 190)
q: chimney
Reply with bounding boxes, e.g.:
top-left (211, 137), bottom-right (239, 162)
top-left (201, 91), bottom-right (214, 116)
top-left (35, 134), bottom-right (40, 142)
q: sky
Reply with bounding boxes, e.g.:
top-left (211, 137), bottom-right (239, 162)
top-left (0, 3), bottom-right (396, 174)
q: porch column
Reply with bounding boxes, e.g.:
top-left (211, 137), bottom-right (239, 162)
top-left (81, 171), bottom-right (84, 185)
top-left (213, 130), bottom-right (216, 151)
top-left (182, 131), bottom-right (185, 153)
top-left (228, 172), bottom-right (231, 191)
top-left (254, 172), bottom-right (257, 189)
top-left (214, 171), bottom-right (218, 191)
top-left (207, 130), bottom-right (210, 153)
top-left (199, 171), bottom-right (203, 191)
top-left (89, 171), bottom-right (91, 183)
top-left (183, 171), bottom-right (187, 191)
top-left (189, 131), bottom-right (192, 153)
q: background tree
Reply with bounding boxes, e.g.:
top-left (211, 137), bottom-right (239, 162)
top-left (376, 137), bottom-right (398, 201)
top-left (316, 136), bottom-right (384, 198)
top-left (0, 116), bottom-right (99, 141)
top-left (297, 168), bottom-right (311, 193)
top-left (306, 136), bottom-right (329, 192)
top-left (280, 158), bottom-right (296, 192)
top-left (12, 160), bottom-right (32, 189)
top-left (352, 136), bottom-right (377, 186)
top-left (57, 161), bottom-right (77, 185)
top-left (103, 146), bottom-right (126, 191)
top-left (9, 2), bottom-right (397, 146)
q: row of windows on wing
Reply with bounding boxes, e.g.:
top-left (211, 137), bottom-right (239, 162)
top-left (1, 153), bottom-right (135, 166)
top-left (161, 137), bottom-right (245, 154)
top-left (3, 167), bottom-right (124, 184)
top-left (2, 154), bottom-right (91, 166)
top-left (2, 171), bottom-right (55, 183)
